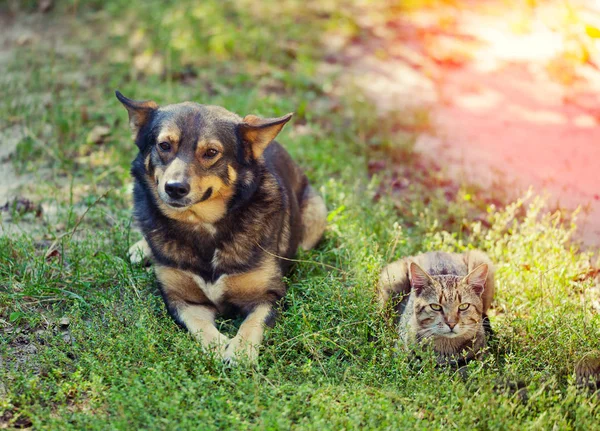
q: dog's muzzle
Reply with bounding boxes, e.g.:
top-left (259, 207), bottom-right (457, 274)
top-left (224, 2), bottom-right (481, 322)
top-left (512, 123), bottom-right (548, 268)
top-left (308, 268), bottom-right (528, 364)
top-left (165, 181), bottom-right (190, 200)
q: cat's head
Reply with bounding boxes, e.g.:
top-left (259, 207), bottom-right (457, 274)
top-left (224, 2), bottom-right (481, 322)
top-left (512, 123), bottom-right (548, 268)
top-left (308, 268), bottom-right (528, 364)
top-left (408, 262), bottom-right (488, 340)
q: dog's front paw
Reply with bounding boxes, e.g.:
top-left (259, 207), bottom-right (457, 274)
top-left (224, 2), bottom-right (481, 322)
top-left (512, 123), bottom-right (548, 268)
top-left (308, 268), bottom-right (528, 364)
top-left (222, 336), bottom-right (259, 366)
top-left (128, 239), bottom-right (152, 265)
top-left (198, 333), bottom-right (230, 359)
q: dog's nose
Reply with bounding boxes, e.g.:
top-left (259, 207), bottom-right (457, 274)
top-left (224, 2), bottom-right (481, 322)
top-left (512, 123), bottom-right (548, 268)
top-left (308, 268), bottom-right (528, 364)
top-left (165, 181), bottom-right (190, 199)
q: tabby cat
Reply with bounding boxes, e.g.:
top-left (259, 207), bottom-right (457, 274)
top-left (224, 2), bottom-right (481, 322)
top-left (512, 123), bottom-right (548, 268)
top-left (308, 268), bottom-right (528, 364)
top-left (378, 250), bottom-right (495, 364)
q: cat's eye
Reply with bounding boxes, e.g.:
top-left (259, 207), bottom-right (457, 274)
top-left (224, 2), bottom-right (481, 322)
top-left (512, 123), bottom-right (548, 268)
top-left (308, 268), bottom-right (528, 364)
top-left (429, 304), bottom-right (442, 311)
top-left (158, 142), bottom-right (171, 152)
top-left (458, 303), bottom-right (470, 311)
top-left (203, 148), bottom-right (219, 159)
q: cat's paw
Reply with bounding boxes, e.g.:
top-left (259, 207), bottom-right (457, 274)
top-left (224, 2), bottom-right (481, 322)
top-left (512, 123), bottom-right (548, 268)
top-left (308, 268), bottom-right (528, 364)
top-left (575, 351), bottom-right (600, 388)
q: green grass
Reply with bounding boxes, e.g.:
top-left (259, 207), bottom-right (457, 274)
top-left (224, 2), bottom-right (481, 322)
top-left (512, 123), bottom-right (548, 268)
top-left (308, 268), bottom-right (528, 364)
top-left (1, 1), bottom-right (599, 429)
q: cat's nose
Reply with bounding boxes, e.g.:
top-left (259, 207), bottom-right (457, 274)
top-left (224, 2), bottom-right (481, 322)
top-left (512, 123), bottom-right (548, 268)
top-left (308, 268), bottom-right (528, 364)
top-left (447, 322), bottom-right (457, 330)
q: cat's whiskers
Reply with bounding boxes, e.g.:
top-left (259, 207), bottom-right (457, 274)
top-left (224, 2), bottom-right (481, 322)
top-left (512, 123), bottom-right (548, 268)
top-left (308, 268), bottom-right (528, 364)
top-left (380, 250), bottom-right (494, 363)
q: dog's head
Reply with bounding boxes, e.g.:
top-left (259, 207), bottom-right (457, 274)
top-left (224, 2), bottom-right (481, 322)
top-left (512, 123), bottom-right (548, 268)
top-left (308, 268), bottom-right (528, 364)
top-left (116, 91), bottom-right (292, 221)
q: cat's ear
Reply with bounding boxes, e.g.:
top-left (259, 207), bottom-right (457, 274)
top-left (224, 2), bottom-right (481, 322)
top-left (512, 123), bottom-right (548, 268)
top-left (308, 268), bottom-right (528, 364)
top-left (116, 91), bottom-right (158, 134)
top-left (464, 263), bottom-right (488, 296)
top-left (408, 262), bottom-right (432, 295)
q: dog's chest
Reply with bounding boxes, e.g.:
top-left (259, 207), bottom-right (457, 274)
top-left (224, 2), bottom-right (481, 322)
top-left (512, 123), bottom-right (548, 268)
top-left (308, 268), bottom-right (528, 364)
top-left (190, 273), bottom-right (228, 305)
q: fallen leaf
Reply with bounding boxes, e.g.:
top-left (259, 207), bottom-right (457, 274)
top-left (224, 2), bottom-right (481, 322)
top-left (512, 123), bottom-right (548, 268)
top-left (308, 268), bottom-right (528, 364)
top-left (86, 125), bottom-right (111, 145)
top-left (1, 198), bottom-right (43, 217)
top-left (38, 0), bottom-right (54, 12)
top-left (45, 249), bottom-right (61, 261)
top-left (574, 268), bottom-right (600, 282)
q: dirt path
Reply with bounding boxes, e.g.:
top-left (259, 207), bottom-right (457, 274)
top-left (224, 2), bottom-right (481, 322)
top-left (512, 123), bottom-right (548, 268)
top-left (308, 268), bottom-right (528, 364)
top-left (0, 11), bottom-right (70, 235)
top-left (0, 12), bottom-right (53, 210)
top-left (3, 3), bottom-right (600, 248)
top-left (0, 13), bottom-right (35, 209)
top-left (341, 1), bottom-right (600, 248)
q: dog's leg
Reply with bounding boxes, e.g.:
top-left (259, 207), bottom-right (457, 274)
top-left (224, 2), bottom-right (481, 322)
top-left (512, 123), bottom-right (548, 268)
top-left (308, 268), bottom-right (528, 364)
top-left (155, 266), bottom-right (229, 355)
top-left (222, 303), bottom-right (273, 364)
top-left (299, 186), bottom-right (327, 251)
top-left (129, 238), bottom-right (152, 264)
top-left (178, 304), bottom-right (230, 352)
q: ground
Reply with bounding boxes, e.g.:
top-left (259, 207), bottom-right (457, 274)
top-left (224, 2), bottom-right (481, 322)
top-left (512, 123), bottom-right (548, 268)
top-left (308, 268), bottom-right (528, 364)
top-left (344, 0), bottom-right (600, 247)
top-left (1, 1), bottom-right (599, 430)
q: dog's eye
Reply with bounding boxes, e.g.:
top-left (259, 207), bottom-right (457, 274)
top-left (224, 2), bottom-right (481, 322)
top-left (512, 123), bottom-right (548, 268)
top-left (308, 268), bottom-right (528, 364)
top-left (458, 303), bottom-right (470, 311)
top-left (158, 142), bottom-right (171, 152)
top-left (430, 304), bottom-right (442, 311)
top-left (204, 149), bottom-right (219, 159)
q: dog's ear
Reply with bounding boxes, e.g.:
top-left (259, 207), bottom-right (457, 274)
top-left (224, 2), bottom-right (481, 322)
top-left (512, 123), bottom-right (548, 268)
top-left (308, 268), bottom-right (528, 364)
top-left (115, 91), bottom-right (158, 134)
top-left (239, 113), bottom-right (293, 159)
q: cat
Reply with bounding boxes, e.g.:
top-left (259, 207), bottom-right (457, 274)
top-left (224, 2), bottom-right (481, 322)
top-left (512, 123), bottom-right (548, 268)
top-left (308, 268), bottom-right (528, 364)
top-left (378, 250), bottom-right (495, 365)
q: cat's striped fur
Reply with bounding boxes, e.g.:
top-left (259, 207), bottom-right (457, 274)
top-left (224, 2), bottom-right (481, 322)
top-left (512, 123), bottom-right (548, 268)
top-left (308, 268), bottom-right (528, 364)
top-left (379, 250), bottom-right (495, 364)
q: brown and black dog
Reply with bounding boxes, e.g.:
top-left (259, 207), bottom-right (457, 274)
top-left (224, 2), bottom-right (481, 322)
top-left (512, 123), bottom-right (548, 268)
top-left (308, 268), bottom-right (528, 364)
top-left (117, 91), bottom-right (327, 363)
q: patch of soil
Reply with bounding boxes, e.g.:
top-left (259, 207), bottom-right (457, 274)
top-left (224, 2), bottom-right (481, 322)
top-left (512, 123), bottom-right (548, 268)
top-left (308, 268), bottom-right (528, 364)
top-left (2, 325), bottom-right (42, 374)
top-left (336, 0), bottom-right (600, 248)
top-left (0, 408), bottom-right (33, 429)
top-left (0, 11), bottom-right (77, 238)
top-left (0, 126), bottom-right (31, 209)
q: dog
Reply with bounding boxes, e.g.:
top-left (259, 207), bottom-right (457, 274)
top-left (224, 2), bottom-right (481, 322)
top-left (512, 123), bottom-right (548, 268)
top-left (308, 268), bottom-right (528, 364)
top-left (116, 91), bottom-right (327, 363)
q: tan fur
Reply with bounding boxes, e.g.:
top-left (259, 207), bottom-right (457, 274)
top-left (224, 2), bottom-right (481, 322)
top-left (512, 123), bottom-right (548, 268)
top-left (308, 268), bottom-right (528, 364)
top-left (428, 333), bottom-right (485, 360)
top-left (186, 197), bottom-right (230, 223)
top-left (463, 249), bottom-right (495, 315)
top-left (154, 260), bottom-right (281, 362)
top-left (149, 169), bottom-right (237, 225)
top-left (188, 273), bottom-right (227, 304)
top-left (278, 217), bottom-right (291, 256)
top-left (224, 257), bottom-right (280, 305)
top-left (155, 266), bottom-right (229, 350)
top-left (575, 351), bottom-right (600, 387)
top-left (242, 171), bottom-right (255, 186)
top-left (188, 174), bottom-right (227, 200)
top-left (379, 250), bottom-right (495, 363)
top-left (155, 265), bottom-right (209, 304)
top-left (379, 250), bottom-right (496, 316)
top-left (148, 150), bottom-right (239, 226)
top-left (123, 99), bottom-right (158, 133)
top-left (223, 303), bottom-right (272, 363)
top-left (178, 306), bottom-right (230, 351)
top-left (153, 239), bottom-right (195, 266)
top-left (227, 165), bottom-right (237, 184)
top-left (156, 198), bottom-right (226, 225)
top-left (378, 259), bottom-right (409, 307)
top-left (195, 139), bottom-right (225, 166)
top-left (156, 122), bottom-right (181, 147)
top-left (299, 186), bottom-right (327, 251)
top-left (240, 114), bottom-right (293, 159)
top-left (118, 94), bottom-right (325, 365)
top-left (162, 157), bottom-right (188, 184)
top-left (152, 165), bottom-right (165, 185)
